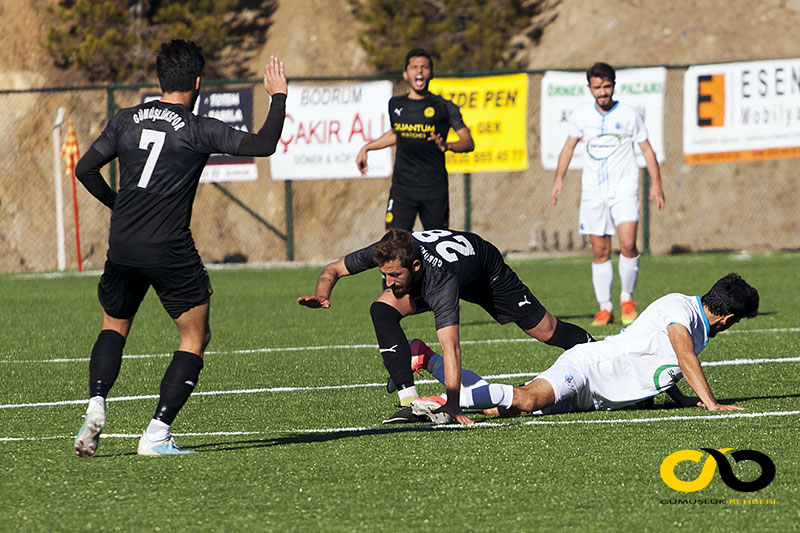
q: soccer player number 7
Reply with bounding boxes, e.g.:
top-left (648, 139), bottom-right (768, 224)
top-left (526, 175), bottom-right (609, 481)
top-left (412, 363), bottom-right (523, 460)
top-left (137, 129), bottom-right (166, 189)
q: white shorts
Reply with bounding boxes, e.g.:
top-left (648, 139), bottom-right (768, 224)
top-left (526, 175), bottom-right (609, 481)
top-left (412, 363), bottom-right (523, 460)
top-left (535, 364), bottom-right (594, 414)
top-left (578, 191), bottom-right (639, 236)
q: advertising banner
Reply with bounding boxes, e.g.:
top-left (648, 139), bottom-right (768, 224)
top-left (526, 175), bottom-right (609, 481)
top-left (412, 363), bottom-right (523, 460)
top-left (683, 59), bottom-right (800, 163)
top-left (430, 73), bottom-right (529, 173)
top-left (270, 80), bottom-right (393, 180)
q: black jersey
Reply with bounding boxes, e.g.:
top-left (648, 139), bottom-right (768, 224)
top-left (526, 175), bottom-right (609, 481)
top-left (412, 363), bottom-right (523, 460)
top-left (344, 229), bottom-right (504, 330)
top-left (389, 94), bottom-right (466, 193)
top-left (90, 100), bottom-right (263, 267)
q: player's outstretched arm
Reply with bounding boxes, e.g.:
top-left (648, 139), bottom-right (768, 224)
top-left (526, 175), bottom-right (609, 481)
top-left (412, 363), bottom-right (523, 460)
top-left (356, 130), bottom-right (396, 175)
top-left (297, 258), bottom-right (350, 309)
top-left (434, 325), bottom-right (473, 425)
top-left (263, 55), bottom-right (287, 96)
top-left (238, 56), bottom-right (287, 157)
top-left (668, 324), bottom-right (744, 411)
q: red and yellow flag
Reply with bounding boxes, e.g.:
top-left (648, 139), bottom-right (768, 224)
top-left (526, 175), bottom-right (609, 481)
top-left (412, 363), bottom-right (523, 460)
top-left (61, 120), bottom-right (83, 272)
top-left (61, 120), bottom-right (80, 174)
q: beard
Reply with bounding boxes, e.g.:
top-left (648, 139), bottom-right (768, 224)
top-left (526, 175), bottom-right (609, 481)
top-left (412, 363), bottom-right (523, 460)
top-left (390, 282), bottom-right (411, 298)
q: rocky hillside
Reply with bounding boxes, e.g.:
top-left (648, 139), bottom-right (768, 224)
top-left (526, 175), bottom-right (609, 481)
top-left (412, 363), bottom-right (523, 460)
top-left (5, 0), bottom-right (800, 86)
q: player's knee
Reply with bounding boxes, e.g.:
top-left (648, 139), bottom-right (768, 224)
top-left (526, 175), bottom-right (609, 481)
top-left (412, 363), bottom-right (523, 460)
top-left (370, 301), bottom-right (402, 325)
top-left (202, 327), bottom-right (211, 350)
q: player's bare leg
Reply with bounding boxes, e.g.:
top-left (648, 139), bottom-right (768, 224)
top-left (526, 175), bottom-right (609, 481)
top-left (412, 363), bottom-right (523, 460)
top-left (138, 302), bottom-right (210, 456)
top-left (483, 379), bottom-right (556, 417)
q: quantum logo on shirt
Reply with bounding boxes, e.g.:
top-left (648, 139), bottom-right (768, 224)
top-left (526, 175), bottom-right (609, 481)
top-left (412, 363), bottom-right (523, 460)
top-left (585, 133), bottom-right (621, 160)
top-left (394, 122), bottom-right (435, 140)
top-left (660, 448), bottom-right (775, 492)
top-left (424, 106), bottom-right (435, 118)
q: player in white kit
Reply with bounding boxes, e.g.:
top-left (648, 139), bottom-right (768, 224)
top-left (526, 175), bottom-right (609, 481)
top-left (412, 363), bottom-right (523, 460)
top-left (409, 273), bottom-right (758, 422)
top-left (551, 62), bottom-right (665, 327)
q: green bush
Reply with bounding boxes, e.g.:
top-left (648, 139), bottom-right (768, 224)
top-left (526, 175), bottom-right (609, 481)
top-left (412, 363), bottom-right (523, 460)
top-left (42, 0), bottom-right (237, 83)
top-left (348, 0), bottom-right (553, 73)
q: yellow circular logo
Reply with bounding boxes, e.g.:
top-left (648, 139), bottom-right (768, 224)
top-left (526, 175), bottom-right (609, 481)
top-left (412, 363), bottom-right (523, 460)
top-left (660, 448), bottom-right (733, 492)
top-left (385, 212), bottom-right (394, 223)
top-left (424, 107), bottom-right (435, 118)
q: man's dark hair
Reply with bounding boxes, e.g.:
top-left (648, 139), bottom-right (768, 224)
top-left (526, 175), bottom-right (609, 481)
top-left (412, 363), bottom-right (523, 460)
top-left (156, 40), bottom-right (205, 93)
top-left (701, 273), bottom-right (759, 319)
top-left (586, 62), bottom-right (615, 83)
top-left (373, 229), bottom-right (421, 269)
top-left (405, 48), bottom-right (434, 71)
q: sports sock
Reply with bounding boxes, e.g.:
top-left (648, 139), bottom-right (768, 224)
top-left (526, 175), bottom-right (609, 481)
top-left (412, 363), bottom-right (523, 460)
top-left (618, 254), bottom-right (640, 301)
top-left (591, 260), bottom-right (613, 311)
top-left (145, 419), bottom-right (170, 442)
top-left (87, 395), bottom-right (106, 415)
top-left (88, 329), bottom-right (126, 398)
top-left (152, 351), bottom-right (203, 425)
top-left (369, 301), bottom-right (415, 394)
top-left (423, 351), bottom-right (512, 408)
top-left (398, 386), bottom-right (418, 406)
top-left (544, 319), bottom-right (595, 349)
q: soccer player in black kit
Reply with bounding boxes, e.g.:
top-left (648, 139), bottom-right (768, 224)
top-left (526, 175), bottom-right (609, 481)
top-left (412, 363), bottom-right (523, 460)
top-left (298, 229), bottom-right (593, 425)
top-left (73, 40), bottom-right (287, 456)
top-left (356, 48), bottom-right (474, 230)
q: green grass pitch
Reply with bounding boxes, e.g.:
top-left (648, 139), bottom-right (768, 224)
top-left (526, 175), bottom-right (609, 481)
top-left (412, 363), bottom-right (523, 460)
top-left (1, 252), bottom-right (798, 531)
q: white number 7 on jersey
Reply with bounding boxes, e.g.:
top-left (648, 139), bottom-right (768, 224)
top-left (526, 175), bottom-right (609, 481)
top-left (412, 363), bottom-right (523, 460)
top-left (137, 129), bottom-right (166, 188)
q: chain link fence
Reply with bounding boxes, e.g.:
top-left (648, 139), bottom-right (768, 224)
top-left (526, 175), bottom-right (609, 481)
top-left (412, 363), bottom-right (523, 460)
top-left (1, 67), bottom-right (798, 274)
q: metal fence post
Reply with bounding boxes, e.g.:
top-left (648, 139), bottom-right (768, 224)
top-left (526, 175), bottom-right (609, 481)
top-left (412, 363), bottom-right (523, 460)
top-left (463, 172), bottom-right (471, 232)
top-left (106, 86), bottom-right (118, 190)
top-left (285, 180), bottom-right (294, 261)
top-left (642, 168), bottom-right (651, 255)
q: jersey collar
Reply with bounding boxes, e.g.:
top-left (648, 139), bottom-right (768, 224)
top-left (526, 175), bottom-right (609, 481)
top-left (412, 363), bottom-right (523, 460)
top-left (695, 296), bottom-right (711, 336)
top-left (594, 101), bottom-right (619, 116)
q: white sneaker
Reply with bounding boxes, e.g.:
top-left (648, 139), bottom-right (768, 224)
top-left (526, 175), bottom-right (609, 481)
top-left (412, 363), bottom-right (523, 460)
top-left (137, 432), bottom-right (196, 456)
top-left (411, 397), bottom-right (453, 425)
top-left (74, 403), bottom-right (106, 458)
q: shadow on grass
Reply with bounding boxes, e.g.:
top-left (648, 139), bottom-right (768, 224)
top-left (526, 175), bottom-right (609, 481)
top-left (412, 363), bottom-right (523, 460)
top-left (182, 419), bottom-right (520, 453)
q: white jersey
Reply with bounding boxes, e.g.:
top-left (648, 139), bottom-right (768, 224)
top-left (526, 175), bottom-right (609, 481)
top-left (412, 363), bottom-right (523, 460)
top-left (568, 101), bottom-right (648, 198)
top-left (545, 293), bottom-right (710, 410)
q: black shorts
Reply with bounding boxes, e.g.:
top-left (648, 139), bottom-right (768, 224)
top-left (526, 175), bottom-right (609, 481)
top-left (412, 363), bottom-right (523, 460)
top-left (461, 264), bottom-right (546, 331)
top-left (385, 186), bottom-right (449, 231)
top-left (98, 257), bottom-right (212, 320)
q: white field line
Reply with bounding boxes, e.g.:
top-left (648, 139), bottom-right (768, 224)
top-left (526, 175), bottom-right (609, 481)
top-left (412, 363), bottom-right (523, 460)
top-left (2, 326), bottom-right (799, 365)
top-left (3, 411), bottom-right (798, 443)
top-left (1, 355), bottom-right (799, 411)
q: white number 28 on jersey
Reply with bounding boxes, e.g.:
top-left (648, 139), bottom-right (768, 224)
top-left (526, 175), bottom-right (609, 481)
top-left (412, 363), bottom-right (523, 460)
top-left (412, 229), bottom-right (476, 262)
top-left (137, 128), bottom-right (166, 188)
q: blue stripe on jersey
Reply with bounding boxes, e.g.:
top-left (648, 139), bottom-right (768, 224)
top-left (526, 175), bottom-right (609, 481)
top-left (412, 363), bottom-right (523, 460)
top-left (696, 296), bottom-right (710, 335)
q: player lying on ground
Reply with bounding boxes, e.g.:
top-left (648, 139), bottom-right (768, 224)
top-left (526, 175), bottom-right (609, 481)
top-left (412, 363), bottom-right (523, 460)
top-left (298, 228), bottom-right (593, 425)
top-left (405, 273), bottom-right (758, 423)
